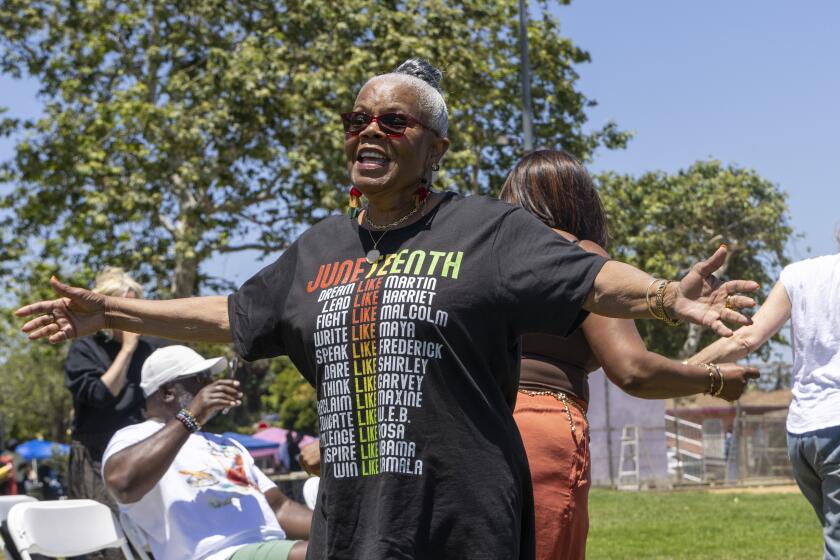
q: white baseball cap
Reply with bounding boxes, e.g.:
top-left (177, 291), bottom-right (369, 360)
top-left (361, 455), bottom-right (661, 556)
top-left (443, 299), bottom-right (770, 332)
top-left (140, 345), bottom-right (227, 397)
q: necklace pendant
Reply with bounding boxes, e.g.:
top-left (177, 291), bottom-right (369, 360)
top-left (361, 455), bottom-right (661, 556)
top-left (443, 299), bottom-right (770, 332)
top-left (366, 249), bottom-right (381, 264)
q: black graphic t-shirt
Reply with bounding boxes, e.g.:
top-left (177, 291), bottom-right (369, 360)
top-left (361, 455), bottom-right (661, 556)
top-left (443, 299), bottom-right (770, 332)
top-left (228, 193), bottom-right (607, 559)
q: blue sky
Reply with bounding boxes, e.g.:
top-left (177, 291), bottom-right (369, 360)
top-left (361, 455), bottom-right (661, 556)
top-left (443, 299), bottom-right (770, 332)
top-left (1, 0), bottom-right (837, 289)
top-left (554, 0), bottom-right (839, 263)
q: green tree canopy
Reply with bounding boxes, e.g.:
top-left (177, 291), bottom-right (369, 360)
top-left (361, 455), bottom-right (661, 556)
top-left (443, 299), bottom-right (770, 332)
top-left (597, 159), bottom-right (793, 360)
top-left (0, 0), bottom-right (628, 297)
top-left (262, 357), bottom-right (318, 435)
top-left (0, 263), bottom-right (80, 442)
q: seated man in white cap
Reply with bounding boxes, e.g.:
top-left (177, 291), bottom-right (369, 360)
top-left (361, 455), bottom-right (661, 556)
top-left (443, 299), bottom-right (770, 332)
top-left (102, 346), bottom-right (311, 560)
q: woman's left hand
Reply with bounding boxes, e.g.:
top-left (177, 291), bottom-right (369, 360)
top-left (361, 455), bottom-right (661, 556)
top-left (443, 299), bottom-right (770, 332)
top-left (670, 245), bottom-right (760, 337)
top-left (717, 363), bottom-right (760, 401)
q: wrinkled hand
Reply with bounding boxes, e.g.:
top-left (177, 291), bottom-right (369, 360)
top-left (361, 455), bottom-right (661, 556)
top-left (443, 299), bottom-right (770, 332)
top-left (187, 379), bottom-right (243, 426)
top-left (717, 363), bottom-right (760, 401)
top-left (671, 246), bottom-right (760, 337)
top-left (15, 277), bottom-right (109, 343)
top-left (299, 440), bottom-right (321, 476)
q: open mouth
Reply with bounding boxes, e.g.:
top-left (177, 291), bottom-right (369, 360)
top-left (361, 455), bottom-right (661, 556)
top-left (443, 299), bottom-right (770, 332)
top-left (356, 148), bottom-right (391, 167)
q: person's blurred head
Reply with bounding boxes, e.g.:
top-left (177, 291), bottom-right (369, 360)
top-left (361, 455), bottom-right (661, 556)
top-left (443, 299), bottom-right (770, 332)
top-left (92, 267), bottom-right (143, 298)
top-left (93, 267), bottom-right (143, 341)
top-left (344, 58), bottom-right (450, 200)
top-left (141, 346), bottom-right (226, 416)
top-left (500, 149), bottom-right (609, 248)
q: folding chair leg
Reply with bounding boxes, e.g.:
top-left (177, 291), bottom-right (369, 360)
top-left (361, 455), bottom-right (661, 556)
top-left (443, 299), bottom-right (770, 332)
top-left (120, 542), bottom-right (136, 559)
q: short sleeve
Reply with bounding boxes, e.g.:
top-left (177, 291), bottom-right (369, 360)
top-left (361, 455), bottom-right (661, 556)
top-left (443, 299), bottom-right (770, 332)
top-left (101, 422), bottom-right (163, 476)
top-left (492, 207), bottom-right (608, 337)
top-left (779, 262), bottom-right (799, 304)
top-left (228, 243), bottom-right (300, 362)
top-left (251, 465), bottom-right (277, 494)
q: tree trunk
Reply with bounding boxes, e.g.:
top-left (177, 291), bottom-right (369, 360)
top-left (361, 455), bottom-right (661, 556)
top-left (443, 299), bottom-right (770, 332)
top-left (172, 248), bottom-right (199, 298)
top-left (170, 179), bottom-right (201, 298)
top-left (678, 323), bottom-right (703, 360)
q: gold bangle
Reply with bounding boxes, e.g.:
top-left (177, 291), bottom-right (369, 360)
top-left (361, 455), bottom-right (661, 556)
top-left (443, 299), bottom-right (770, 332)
top-left (655, 280), bottom-right (682, 327)
top-left (702, 363), bottom-right (715, 394)
top-left (712, 364), bottom-right (725, 398)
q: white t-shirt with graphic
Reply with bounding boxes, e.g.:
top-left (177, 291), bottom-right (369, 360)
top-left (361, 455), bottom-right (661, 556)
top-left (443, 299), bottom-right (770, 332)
top-left (102, 420), bottom-right (286, 560)
top-left (781, 253), bottom-right (840, 434)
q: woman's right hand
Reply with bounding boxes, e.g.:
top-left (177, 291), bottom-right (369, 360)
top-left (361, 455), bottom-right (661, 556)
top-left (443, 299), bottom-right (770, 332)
top-left (15, 277), bottom-right (109, 343)
top-left (717, 363), bottom-right (760, 401)
top-left (119, 330), bottom-right (141, 352)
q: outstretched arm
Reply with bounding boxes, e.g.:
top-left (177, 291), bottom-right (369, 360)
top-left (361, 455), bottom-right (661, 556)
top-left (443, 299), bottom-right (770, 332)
top-left (690, 281), bottom-right (792, 364)
top-left (585, 315), bottom-right (758, 400)
top-left (584, 245), bottom-right (760, 338)
top-left (577, 240), bottom-right (758, 401)
top-left (15, 277), bottom-right (230, 344)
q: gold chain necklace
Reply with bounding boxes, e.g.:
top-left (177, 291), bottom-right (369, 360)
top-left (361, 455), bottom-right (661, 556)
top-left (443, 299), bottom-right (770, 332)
top-left (365, 196), bottom-right (428, 230)
top-left (362, 197), bottom-right (428, 264)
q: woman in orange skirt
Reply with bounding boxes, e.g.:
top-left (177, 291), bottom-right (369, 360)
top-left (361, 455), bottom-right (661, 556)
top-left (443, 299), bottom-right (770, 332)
top-left (500, 150), bottom-right (759, 560)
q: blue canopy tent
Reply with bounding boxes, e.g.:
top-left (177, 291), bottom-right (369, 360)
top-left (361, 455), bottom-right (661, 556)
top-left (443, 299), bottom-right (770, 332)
top-left (222, 432), bottom-right (280, 459)
top-left (16, 440), bottom-right (70, 461)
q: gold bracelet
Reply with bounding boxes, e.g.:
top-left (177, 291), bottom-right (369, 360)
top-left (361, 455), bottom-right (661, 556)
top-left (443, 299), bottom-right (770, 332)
top-left (702, 363), bottom-right (715, 394)
top-left (648, 280), bottom-right (667, 321)
top-left (655, 280), bottom-right (682, 327)
top-left (712, 363), bottom-right (725, 397)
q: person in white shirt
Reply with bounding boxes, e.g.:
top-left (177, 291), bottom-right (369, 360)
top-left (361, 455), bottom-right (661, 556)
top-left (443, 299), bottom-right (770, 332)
top-left (102, 346), bottom-right (311, 560)
top-left (693, 252), bottom-right (840, 559)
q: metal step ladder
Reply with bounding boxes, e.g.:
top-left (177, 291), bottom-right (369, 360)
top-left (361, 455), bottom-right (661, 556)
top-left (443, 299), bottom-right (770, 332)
top-left (617, 424), bottom-right (640, 491)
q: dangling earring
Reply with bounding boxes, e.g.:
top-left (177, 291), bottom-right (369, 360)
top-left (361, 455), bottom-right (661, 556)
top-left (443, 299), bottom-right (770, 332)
top-left (431, 163), bottom-right (440, 172)
top-left (348, 186), bottom-right (362, 218)
top-left (414, 181), bottom-right (430, 209)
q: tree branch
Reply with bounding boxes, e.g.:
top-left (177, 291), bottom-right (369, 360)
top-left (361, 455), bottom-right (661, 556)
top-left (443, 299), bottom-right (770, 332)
top-left (218, 242), bottom-right (285, 254)
top-left (159, 213), bottom-right (176, 235)
top-left (145, 0), bottom-right (161, 105)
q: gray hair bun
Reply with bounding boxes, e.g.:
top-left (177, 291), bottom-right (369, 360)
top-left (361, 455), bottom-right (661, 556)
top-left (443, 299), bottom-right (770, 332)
top-left (394, 58), bottom-right (443, 93)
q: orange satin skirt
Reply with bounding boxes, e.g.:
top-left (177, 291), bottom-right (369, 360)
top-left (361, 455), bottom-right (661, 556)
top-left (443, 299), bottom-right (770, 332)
top-left (514, 391), bottom-right (590, 560)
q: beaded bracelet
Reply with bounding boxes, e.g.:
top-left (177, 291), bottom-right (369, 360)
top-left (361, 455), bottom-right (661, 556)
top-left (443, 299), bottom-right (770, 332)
top-left (175, 408), bottom-right (202, 433)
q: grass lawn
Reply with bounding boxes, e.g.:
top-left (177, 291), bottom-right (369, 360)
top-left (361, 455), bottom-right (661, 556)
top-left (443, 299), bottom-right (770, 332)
top-left (587, 488), bottom-right (822, 559)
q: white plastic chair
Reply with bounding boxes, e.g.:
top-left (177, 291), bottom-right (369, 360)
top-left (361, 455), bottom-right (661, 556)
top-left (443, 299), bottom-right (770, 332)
top-left (302, 476), bottom-right (320, 510)
top-left (7, 499), bottom-right (135, 559)
top-left (1, 496), bottom-right (37, 558)
top-left (119, 510), bottom-right (152, 560)
top-left (0, 495), bottom-right (37, 524)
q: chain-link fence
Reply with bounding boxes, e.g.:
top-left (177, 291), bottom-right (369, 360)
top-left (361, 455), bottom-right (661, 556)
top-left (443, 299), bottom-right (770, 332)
top-left (666, 409), bottom-right (792, 485)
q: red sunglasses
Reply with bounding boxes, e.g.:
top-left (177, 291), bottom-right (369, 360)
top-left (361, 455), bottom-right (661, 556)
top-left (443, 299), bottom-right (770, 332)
top-left (341, 111), bottom-right (438, 138)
